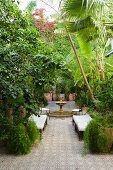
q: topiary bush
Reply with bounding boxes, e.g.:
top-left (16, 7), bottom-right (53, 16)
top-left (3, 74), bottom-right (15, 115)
top-left (97, 128), bottom-right (113, 153)
top-left (27, 120), bottom-right (40, 144)
top-left (84, 118), bottom-right (101, 153)
top-left (84, 117), bottom-right (113, 153)
top-left (8, 123), bottom-right (31, 155)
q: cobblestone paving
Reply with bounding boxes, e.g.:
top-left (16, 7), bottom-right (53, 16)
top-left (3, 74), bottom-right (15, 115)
top-left (0, 118), bottom-right (113, 170)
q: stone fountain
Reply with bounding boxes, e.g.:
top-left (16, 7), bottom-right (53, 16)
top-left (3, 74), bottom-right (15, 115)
top-left (55, 97), bottom-right (67, 112)
top-left (49, 96), bottom-right (73, 117)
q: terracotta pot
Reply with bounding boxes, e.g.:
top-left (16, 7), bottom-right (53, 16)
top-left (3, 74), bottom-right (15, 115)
top-left (44, 93), bottom-right (52, 101)
top-left (53, 93), bottom-right (57, 101)
top-left (68, 93), bottom-right (74, 101)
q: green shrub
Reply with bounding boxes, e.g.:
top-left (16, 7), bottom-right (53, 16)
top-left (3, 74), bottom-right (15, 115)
top-left (76, 90), bottom-right (94, 108)
top-left (84, 119), bottom-right (101, 153)
top-left (95, 79), bottom-right (113, 112)
top-left (104, 114), bottom-right (113, 127)
top-left (0, 115), bottom-right (11, 144)
top-left (8, 123), bottom-right (31, 155)
top-left (27, 121), bottom-right (40, 144)
top-left (84, 117), bottom-right (113, 153)
top-left (97, 128), bottom-right (113, 153)
top-left (88, 109), bottom-right (101, 118)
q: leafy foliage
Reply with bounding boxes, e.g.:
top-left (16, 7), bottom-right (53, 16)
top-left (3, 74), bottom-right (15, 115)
top-left (8, 123), bottom-right (31, 155)
top-left (0, 0), bottom-right (62, 116)
top-left (84, 116), bottom-right (113, 153)
top-left (95, 79), bottom-right (113, 112)
top-left (27, 121), bottom-right (40, 144)
top-left (97, 128), bottom-right (113, 153)
top-left (0, 114), bottom-right (11, 142)
top-left (63, 0), bottom-right (88, 18)
top-left (84, 118), bottom-right (101, 153)
top-left (0, 0), bottom-right (67, 154)
top-left (62, 0), bottom-right (113, 111)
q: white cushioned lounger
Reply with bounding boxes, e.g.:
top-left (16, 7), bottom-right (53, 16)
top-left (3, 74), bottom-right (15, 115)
top-left (39, 108), bottom-right (50, 115)
top-left (29, 114), bottom-right (48, 131)
top-left (73, 114), bottom-right (92, 131)
top-left (72, 114), bottom-right (92, 140)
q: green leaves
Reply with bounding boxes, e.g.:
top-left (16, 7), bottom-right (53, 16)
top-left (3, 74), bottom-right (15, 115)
top-left (0, 0), bottom-right (64, 116)
top-left (63, 0), bottom-right (87, 18)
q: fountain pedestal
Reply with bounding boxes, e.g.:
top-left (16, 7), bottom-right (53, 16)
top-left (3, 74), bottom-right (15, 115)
top-left (55, 97), bottom-right (67, 112)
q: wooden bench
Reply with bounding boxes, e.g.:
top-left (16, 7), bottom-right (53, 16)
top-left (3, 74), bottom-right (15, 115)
top-left (29, 114), bottom-right (48, 133)
top-left (72, 114), bottom-right (92, 140)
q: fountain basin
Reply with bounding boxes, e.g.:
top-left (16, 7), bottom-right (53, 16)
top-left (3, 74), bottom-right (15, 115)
top-left (55, 101), bottom-right (67, 112)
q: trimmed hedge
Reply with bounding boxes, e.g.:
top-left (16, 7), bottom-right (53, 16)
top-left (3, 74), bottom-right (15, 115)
top-left (8, 123), bottom-right (31, 155)
top-left (84, 118), bottom-right (113, 153)
top-left (27, 120), bottom-right (40, 144)
top-left (84, 119), bottom-right (100, 153)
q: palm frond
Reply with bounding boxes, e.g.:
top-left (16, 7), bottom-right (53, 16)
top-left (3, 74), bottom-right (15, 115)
top-left (67, 16), bottom-right (94, 32)
top-left (77, 33), bottom-right (92, 56)
top-left (62, 0), bottom-right (111, 19)
top-left (62, 0), bottom-right (87, 18)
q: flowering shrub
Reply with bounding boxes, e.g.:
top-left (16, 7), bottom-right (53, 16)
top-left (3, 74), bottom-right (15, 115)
top-left (32, 8), bottom-right (55, 33)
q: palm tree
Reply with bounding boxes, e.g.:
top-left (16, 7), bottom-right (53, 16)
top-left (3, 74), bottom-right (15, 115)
top-left (61, 0), bottom-right (113, 103)
top-left (62, 0), bottom-right (113, 80)
top-left (61, 0), bottom-right (97, 102)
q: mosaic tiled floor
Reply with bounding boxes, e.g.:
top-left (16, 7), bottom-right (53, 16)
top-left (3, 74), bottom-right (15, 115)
top-left (0, 118), bottom-right (113, 170)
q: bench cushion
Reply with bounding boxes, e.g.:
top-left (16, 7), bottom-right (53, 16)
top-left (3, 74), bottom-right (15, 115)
top-left (72, 109), bottom-right (81, 112)
top-left (39, 108), bottom-right (50, 115)
top-left (73, 114), bottom-right (92, 131)
top-left (29, 114), bottom-right (47, 130)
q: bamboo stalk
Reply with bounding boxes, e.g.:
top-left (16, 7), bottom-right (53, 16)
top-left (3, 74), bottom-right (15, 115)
top-left (65, 25), bottom-right (95, 102)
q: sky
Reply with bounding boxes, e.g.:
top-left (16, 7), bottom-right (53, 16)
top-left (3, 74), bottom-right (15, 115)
top-left (18, 0), bottom-right (60, 17)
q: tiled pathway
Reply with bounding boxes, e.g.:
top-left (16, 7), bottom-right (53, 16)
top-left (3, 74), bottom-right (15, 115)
top-left (0, 118), bottom-right (113, 170)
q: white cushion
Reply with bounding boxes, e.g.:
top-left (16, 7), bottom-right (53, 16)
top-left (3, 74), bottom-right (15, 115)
top-left (73, 114), bottom-right (92, 131)
top-left (72, 109), bottom-right (81, 112)
top-left (39, 108), bottom-right (50, 115)
top-left (29, 114), bottom-right (47, 130)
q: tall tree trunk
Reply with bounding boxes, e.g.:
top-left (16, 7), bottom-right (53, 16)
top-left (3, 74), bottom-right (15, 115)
top-left (65, 26), bottom-right (95, 102)
top-left (96, 51), bottom-right (105, 80)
